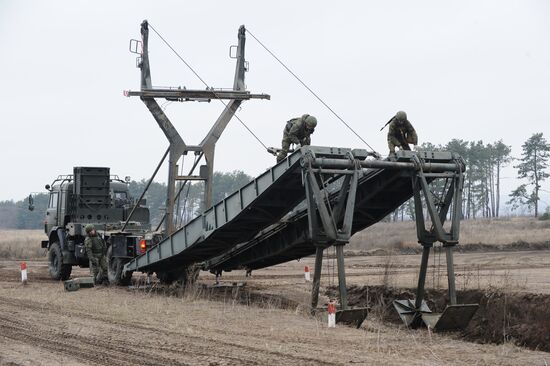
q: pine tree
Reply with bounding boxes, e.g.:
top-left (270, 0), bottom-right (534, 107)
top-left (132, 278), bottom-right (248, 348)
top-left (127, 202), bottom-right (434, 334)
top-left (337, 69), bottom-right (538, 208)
top-left (509, 133), bottom-right (550, 217)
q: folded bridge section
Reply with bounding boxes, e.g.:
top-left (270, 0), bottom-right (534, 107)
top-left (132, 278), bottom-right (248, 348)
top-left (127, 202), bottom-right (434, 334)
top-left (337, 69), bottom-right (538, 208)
top-left (204, 150), bottom-right (461, 272)
top-left (123, 146), bottom-right (360, 274)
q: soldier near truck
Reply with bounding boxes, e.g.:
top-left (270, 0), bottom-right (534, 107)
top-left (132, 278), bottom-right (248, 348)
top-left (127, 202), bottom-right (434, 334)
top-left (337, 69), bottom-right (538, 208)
top-left (84, 224), bottom-right (108, 285)
top-left (32, 167), bottom-right (152, 284)
top-left (385, 110), bottom-right (418, 153)
top-left (276, 114), bottom-right (318, 162)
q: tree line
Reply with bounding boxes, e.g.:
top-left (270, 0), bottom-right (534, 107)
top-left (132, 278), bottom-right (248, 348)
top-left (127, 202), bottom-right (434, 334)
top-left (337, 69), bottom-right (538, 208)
top-left (1, 133), bottom-right (548, 230)
top-left (391, 132), bottom-right (549, 220)
top-left (0, 171), bottom-right (253, 230)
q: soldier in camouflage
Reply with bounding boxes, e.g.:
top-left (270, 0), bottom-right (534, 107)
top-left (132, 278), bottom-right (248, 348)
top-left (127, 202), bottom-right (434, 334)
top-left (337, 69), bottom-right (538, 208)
top-left (84, 224), bottom-right (108, 285)
top-left (387, 111), bottom-right (418, 153)
top-left (276, 114), bottom-right (318, 162)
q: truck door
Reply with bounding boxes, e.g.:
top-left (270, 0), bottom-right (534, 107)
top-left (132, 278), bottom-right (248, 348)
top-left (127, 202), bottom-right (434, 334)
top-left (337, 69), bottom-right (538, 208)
top-left (45, 191), bottom-right (59, 234)
top-left (59, 188), bottom-right (68, 226)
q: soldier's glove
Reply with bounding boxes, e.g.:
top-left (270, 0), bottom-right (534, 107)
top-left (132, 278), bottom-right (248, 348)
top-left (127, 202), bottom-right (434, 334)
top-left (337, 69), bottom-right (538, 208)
top-left (90, 258), bottom-right (99, 266)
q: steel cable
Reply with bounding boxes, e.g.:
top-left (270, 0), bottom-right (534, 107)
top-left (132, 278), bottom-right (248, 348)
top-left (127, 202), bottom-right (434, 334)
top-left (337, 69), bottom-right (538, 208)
top-left (147, 23), bottom-right (268, 150)
top-left (246, 28), bottom-right (379, 155)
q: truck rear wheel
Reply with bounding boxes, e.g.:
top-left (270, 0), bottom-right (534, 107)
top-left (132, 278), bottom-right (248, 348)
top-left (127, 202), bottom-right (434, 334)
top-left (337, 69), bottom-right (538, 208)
top-left (107, 246), bottom-right (132, 286)
top-left (48, 242), bottom-right (72, 281)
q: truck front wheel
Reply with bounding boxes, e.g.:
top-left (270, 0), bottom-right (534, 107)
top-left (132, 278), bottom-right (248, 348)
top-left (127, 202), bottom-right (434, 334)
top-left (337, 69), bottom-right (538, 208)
top-left (107, 246), bottom-right (132, 286)
top-left (48, 242), bottom-right (72, 281)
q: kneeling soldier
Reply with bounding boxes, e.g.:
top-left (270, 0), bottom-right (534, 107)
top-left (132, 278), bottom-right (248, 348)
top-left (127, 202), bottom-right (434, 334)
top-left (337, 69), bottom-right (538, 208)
top-left (387, 110), bottom-right (418, 153)
top-left (276, 114), bottom-right (317, 163)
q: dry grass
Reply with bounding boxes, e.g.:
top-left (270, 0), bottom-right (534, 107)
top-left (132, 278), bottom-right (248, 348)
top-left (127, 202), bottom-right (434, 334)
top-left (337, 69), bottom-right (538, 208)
top-left (3, 218), bottom-right (548, 259)
top-left (0, 230), bottom-right (46, 260)
top-left (1, 279), bottom-right (548, 365)
top-left (349, 217), bottom-right (550, 251)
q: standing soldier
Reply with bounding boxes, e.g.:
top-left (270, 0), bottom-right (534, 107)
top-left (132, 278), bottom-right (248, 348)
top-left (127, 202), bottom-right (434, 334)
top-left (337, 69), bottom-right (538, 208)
top-left (386, 111), bottom-right (418, 153)
top-left (276, 114), bottom-right (318, 162)
top-left (84, 224), bottom-right (108, 285)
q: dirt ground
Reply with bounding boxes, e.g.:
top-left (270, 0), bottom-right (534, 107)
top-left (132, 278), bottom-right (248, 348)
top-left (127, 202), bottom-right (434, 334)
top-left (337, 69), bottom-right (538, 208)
top-left (1, 250), bottom-right (550, 365)
top-left (219, 248), bottom-right (550, 296)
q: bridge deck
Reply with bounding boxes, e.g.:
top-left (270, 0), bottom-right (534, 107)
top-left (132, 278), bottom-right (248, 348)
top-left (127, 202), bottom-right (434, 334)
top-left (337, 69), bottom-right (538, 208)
top-left (204, 150), bottom-right (459, 272)
top-left (124, 147), bottom-right (365, 273)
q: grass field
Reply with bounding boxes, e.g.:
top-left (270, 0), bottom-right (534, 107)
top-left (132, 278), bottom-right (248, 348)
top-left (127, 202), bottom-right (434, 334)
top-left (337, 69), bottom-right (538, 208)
top-left (0, 230), bottom-right (46, 259)
top-left (1, 217), bottom-right (549, 260)
top-left (349, 217), bottom-right (550, 251)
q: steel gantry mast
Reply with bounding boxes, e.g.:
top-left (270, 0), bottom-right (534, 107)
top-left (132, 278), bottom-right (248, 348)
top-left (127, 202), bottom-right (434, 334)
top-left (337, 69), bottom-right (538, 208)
top-left (125, 20), bottom-right (270, 235)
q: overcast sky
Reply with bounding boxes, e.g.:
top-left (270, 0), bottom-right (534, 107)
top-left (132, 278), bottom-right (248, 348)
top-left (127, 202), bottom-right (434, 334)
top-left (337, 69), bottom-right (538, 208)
top-left (1, 1), bottom-right (549, 211)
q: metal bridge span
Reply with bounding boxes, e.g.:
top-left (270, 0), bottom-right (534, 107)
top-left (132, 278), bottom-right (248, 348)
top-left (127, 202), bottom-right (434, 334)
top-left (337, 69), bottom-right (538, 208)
top-left (124, 146), bottom-right (462, 276)
top-left (204, 151), bottom-right (444, 272)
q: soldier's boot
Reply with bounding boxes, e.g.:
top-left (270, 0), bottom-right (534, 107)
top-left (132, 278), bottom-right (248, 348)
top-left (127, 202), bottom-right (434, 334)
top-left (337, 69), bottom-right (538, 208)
top-left (100, 271), bottom-right (110, 286)
top-left (276, 144), bottom-right (289, 162)
top-left (388, 141), bottom-right (398, 160)
top-left (277, 137), bottom-right (292, 163)
top-left (92, 269), bottom-right (100, 285)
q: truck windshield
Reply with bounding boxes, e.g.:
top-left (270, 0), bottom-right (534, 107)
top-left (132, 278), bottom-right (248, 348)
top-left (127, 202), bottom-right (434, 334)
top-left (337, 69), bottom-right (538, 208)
top-left (114, 191), bottom-right (128, 207)
top-left (48, 192), bottom-right (58, 209)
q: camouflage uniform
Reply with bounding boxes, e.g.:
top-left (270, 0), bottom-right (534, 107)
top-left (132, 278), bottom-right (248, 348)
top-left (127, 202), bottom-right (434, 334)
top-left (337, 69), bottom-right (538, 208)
top-left (276, 114), bottom-right (316, 163)
top-left (387, 115), bottom-right (417, 153)
top-left (84, 230), bottom-right (108, 284)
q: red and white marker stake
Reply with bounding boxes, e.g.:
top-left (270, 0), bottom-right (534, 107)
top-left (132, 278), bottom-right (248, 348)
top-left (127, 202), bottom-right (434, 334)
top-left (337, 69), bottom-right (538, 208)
top-left (20, 262), bottom-right (28, 285)
top-left (328, 300), bottom-right (336, 328)
top-left (304, 265), bottom-right (311, 282)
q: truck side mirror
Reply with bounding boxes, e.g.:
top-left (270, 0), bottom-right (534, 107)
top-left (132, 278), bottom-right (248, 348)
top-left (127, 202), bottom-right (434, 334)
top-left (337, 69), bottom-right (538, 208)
top-left (28, 194), bottom-right (34, 211)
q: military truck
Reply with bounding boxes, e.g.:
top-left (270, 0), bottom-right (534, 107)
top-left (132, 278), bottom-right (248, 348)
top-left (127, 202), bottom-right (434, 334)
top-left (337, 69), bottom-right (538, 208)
top-left (30, 167), bottom-right (155, 284)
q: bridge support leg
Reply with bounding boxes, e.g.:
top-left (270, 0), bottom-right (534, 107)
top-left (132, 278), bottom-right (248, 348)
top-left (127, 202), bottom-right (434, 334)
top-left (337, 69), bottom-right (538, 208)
top-left (393, 156), bottom-right (479, 331)
top-left (335, 244), bottom-right (348, 310)
top-left (415, 245), bottom-right (431, 309)
top-left (311, 246), bottom-right (324, 309)
top-left (445, 246), bottom-right (457, 305)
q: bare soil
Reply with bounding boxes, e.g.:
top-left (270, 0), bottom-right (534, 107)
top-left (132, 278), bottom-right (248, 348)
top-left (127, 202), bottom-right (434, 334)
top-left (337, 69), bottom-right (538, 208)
top-left (331, 285), bottom-right (550, 352)
top-left (1, 254), bottom-right (550, 365)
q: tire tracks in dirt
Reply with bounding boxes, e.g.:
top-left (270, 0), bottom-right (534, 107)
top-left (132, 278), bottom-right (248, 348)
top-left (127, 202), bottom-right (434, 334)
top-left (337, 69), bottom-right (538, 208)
top-left (0, 295), bottom-right (336, 365)
top-left (0, 297), bottom-right (236, 365)
top-left (0, 315), bottom-right (190, 366)
top-left (0, 303), bottom-right (239, 365)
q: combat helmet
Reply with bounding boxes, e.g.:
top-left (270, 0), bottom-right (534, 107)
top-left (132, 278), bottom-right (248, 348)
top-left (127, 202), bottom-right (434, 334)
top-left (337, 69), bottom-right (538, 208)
top-left (304, 115), bottom-right (317, 129)
top-left (85, 224), bottom-right (95, 234)
top-left (395, 111), bottom-right (407, 121)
